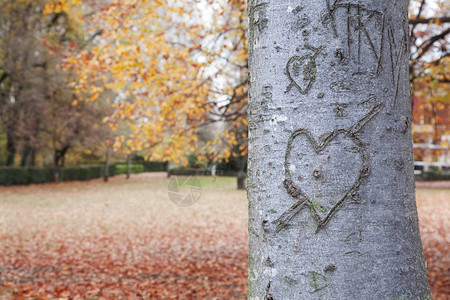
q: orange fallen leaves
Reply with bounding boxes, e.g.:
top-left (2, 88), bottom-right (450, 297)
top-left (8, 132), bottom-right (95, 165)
top-left (0, 177), bottom-right (448, 299)
top-left (0, 231), bottom-right (247, 299)
top-left (416, 185), bottom-right (450, 300)
top-left (0, 175), bottom-right (248, 299)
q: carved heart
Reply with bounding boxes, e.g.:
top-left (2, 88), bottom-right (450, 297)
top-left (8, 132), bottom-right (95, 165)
top-left (281, 128), bottom-right (370, 232)
top-left (286, 55), bottom-right (317, 95)
top-left (275, 103), bottom-right (382, 233)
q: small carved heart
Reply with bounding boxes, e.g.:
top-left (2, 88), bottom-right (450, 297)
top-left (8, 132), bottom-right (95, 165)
top-left (285, 46), bottom-right (322, 95)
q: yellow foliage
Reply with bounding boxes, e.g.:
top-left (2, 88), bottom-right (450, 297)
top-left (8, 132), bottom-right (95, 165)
top-left (62, 0), bottom-right (248, 163)
top-left (90, 93), bottom-right (99, 101)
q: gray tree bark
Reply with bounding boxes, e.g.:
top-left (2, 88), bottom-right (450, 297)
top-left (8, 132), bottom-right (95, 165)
top-left (247, 1), bottom-right (430, 299)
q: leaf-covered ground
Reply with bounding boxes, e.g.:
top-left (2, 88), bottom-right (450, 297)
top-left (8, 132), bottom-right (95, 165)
top-left (416, 183), bottom-right (450, 300)
top-left (0, 174), bottom-right (448, 299)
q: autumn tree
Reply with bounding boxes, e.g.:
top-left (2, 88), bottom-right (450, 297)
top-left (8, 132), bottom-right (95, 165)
top-left (63, 0), bottom-right (250, 187)
top-left (409, 0), bottom-right (450, 87)
top-left (198, 0), bottom-right (248, 189)
top-left (0, 0), bottom-right (113, 172)
top-left (62, 0), bottom-right (447, 188)
top-left (409, 0), bottom-right (450, 158)
top-left (64, 1), bottom-right (206, 159)
top-left (248, 0), bottom-right (430, 298)
top-left (0, 0), bottom-right (47, 166)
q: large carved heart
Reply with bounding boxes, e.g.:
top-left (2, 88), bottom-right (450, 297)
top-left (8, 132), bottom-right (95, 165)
top-left (281, 128), bottom-right (370, 232)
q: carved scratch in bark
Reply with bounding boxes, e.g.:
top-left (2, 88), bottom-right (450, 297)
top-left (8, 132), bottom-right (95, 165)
top-left (264, 281), bottom-right (274, 300)
top-left (324, 1), bottom-right (408, 108)
top-left (323, 1), bottom-right (401, 79)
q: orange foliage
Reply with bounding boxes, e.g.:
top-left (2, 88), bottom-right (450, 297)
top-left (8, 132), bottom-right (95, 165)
top-left (61, 0), bottom-right (248, 164)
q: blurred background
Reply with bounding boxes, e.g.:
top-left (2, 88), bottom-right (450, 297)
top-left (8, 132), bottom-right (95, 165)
top-left (0, 0), bottom-right (448, 299)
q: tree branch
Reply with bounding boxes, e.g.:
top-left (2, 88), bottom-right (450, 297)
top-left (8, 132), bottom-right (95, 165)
top-left (79, 29), bottom-right (104, 49)
top-left (410, 0), bottom-right (427, 43)
top-left (417, 27), bottom-right (450, 59)
top-left (83, 10), bottom-right (98, 18)
top-left (0, 73), bottom-right (8, 84)
top-left (409, 16), bottom-right (450, 25)
top-left (48, 12), bottom-right (63, 28)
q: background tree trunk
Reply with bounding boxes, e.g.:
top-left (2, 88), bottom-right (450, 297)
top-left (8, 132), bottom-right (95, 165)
top-left (248, 0), bottom-right (430, 299)
top-left (237, 155), bottom-right (247, 190)
top-left (5, 130), bottom-right (16, 166)
top-left (237, 170), bottom-right (246, 190)
top-left (126, 153), bottom-right (131, 180)
top-left (53, 147), bottom-right (69, 182)
top-left (20, 143), bottom-right (34, 168)
top-left (53, 152), bottom-right (61, 183)
top-left (103, 147), bottom-right (110, 182)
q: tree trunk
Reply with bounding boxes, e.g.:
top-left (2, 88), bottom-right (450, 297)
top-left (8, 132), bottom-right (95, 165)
top-left (20, 145), bottom-right (34, 168)
top-left (237, 170), bottom-right (246, 190)
top-left (53, 151), bottom-right (61, 183)
top-left (5, 130), bottom-right (16, 166)
top-left (20, 143), bottom-right (31, 167)
top-left (30, 150), bottom-right (36, 166)
top-left (61, 153), bottom-right (66, 168)
top-left (236, 155), bottom-right (247, 190)
top-left (104, 147), bottom-right (110, 182)
top-left (53, 147), bottom-right (69, 182)
top-left (126, 153), bottom-right (131, 179)
top-left (54, 165), bottom-right (60, 183)
top-left (247, 1), bottom-right (430, 299)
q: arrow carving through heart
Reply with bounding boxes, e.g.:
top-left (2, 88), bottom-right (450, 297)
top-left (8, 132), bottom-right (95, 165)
top-left (275, 103), bottom-right (383, 233)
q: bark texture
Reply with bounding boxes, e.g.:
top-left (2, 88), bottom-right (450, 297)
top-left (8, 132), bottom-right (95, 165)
top-left (247, 0), bottom-right (430, 299)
